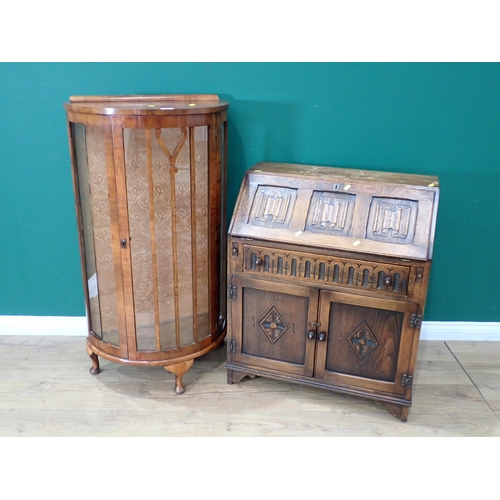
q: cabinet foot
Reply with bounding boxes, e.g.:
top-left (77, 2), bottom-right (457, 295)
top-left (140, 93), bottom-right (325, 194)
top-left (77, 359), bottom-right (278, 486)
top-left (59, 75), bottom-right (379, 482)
top-left (86, 346), bottom-right (101, 375)
top-left (384, 403), bottom-right (409, 422)
top-left (164, 359), bottom-right (194, 394)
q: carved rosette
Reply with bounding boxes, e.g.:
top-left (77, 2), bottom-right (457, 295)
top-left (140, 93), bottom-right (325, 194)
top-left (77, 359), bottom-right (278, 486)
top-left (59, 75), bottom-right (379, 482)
top-left (258, 305), bottom-right (290, 345)
top-left (346, 320), bottom-right (380, 361)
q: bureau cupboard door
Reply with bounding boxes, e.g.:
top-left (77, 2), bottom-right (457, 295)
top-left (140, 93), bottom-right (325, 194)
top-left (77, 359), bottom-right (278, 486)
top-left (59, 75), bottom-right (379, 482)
top-left (315, 291), bottom-right (418, 396)
top-left (230, 277), bottom-right (318, 376)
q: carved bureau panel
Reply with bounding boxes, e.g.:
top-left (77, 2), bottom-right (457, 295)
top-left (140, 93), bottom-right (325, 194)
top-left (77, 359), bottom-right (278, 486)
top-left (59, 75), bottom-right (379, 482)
top-left (248, 185), bottom-right (297, 229)
top-left (305, 190), bottom-right (356, 236)
top-left (366, 197), bottom-right (418, 245)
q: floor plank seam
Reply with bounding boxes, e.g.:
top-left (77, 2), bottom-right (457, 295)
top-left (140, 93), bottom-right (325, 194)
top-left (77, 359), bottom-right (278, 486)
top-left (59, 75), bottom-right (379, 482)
top-left (444, 341), bottom-right (500, 421)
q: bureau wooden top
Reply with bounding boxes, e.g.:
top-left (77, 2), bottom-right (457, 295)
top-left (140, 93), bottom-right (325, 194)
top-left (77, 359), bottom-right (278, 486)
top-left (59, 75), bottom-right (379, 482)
top-left (64, 94), bottom-right (229, 116)
top-left (249, 162), bottom-right (439, 188)
top-left (230, 162), bottom-right (440, 261)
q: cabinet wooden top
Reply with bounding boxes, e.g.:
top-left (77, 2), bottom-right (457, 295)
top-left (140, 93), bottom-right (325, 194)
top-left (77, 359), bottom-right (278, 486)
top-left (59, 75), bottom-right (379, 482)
top-left (64, 94), bottom-right (229, 116)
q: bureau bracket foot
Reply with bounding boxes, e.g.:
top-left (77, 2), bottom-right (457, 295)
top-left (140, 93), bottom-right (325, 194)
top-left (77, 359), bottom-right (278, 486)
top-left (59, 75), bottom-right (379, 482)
top-left (384, 403), bottom-right (409, 422)
top-left (227, 369), bottom-right (255, 384)
top-left (164, 359), bottom-right (194, 394)
top-left (86, 346), bottom-right (101, 375)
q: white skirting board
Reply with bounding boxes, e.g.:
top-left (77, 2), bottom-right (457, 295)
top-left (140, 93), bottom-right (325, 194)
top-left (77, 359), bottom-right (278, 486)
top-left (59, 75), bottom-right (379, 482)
top-left (0, 316), bottom-right (499, 341)
top-left (0, 316), bottom-right (88, 336)
top-left (420, 321), bottom-right (500, 341)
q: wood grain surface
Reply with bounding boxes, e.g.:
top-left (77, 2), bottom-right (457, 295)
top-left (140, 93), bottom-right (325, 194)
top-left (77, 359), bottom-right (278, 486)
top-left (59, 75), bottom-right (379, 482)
top-left (0, 336), bottom-right (498, 437)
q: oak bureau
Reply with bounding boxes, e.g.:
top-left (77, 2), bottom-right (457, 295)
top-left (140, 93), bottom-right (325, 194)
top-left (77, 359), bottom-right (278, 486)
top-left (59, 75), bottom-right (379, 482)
top-left (226, 162), bottom-right (439, 421)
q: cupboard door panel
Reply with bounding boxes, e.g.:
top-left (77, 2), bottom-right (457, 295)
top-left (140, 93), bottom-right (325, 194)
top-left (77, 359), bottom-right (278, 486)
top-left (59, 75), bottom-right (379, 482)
top-left (231, 277), bottom-right (317, 376)
top-left (316, 291), bottom-right (417, 395)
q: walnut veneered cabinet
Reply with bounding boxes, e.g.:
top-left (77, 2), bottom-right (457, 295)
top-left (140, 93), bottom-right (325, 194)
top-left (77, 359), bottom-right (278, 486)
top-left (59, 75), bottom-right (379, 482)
top-left (65, 94), bottom-right (229, 393)
top-left (226, 162), bottom-right (439, 421)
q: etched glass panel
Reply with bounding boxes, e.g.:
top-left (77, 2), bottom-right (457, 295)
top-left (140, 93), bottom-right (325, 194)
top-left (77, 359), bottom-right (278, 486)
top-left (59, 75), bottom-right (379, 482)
top-left (124, 126), bottom-right (210, 351)
top-left (73, 123), bottom-right (119, 346)
top-left (124, 128), bottom-right (156, 350)
top-left (192, 127), bottom-right (210, 342)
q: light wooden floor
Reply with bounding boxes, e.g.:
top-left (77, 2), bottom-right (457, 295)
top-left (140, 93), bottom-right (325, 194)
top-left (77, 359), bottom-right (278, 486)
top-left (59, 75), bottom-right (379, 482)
top-left (1, 335), bottom-right (499, 437)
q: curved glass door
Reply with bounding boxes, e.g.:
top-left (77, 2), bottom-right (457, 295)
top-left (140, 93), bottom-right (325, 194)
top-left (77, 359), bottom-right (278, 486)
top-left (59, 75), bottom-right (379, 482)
top-left (123, 126), bottom-right (211, 351)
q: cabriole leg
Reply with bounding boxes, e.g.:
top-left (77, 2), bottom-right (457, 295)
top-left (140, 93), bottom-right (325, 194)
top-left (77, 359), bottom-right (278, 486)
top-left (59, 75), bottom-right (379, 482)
top-left (86, 345), bottom-right (101, 375)
top-left (164, 359), bottom-right (194, 394)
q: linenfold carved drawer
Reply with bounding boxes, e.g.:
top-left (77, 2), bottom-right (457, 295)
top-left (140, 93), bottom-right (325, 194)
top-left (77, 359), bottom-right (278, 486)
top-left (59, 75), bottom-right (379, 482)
top-left (242, 244), bottom-right (411, 296)
top-left (226, 162), bottom-right (439, 422)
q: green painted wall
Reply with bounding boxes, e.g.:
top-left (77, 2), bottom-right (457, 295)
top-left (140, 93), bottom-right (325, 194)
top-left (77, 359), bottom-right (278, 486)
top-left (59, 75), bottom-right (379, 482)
top-left (1, 62), bottom-right (499, 321)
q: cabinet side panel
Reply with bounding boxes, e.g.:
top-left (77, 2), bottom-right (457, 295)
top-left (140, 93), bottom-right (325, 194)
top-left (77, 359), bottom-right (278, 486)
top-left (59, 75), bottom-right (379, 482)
top-left (73, 123), bottom-right (119, 345)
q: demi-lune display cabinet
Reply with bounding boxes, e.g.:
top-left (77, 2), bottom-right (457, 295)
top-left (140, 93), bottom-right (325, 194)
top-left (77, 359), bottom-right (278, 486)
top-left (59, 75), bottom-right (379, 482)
top-left (226, 162), bottom-right (439, 421)
top-left (65, 94), bottom-right (229, 393)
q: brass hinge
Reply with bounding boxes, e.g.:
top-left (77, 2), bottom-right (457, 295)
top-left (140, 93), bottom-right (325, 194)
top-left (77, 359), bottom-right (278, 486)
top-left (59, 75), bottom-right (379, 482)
top-left (227, 340), bottom-right (237, 353)
top-left (308, 321), bottom-right (321, 327)
top-left (227, 285), bottom-right (237, 299)
top-left (231, 242), bottom-right (239, 256)
top-left (410, 314), bottom-right (422, 329)
top-left (401, 374), bottom-right (413, 388)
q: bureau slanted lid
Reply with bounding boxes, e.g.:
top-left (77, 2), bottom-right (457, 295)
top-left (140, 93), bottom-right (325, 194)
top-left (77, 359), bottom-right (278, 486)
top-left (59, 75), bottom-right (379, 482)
top-left (229, 162), bottom-right (440, 261)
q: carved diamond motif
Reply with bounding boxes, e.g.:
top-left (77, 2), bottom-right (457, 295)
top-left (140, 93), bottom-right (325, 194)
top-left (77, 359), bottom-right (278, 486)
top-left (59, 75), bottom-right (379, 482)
top-left (346, 320), bottom-right (380, 361)
top-left (258, 305), bottom-right (289, 345)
